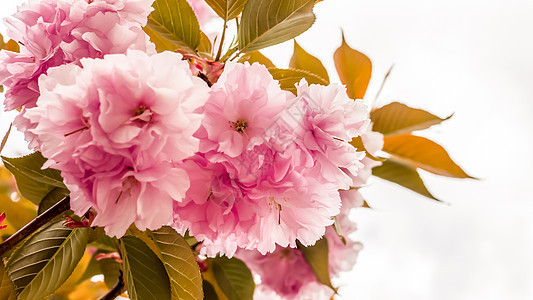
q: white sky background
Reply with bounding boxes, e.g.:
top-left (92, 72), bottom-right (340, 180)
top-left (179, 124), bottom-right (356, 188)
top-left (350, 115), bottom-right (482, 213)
top-left (1, 0), bottom-right (533, 299)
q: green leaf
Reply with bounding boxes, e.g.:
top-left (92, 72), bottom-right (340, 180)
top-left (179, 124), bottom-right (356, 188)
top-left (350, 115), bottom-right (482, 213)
top-left (238, 0), bottom-right (316, 53)
top-left (37, 187), bottom-right (70, 215)
top-left (370, 102), bottom-right (451, 136)
top-left (383, 134), bottom-right (473, 179)
top-left (203, 280), bottom-right (219, 300)
top-left (6, 221), bottom-right (89, 299)
top-left (2, 152), bottom-right (65, 187)
top-left (198, 31), bottom-right (213, 56)
top-left (237, 51), bottom-right (275, 68)
top-left (333, 33), bottom-right (372, 99)
top-left (289, 40), bottom-right (329, 83)
top-left (209, 256), bottom-right (254, 300)
top-left (372, 159), bottom-right (439, 201)
top-left (0, 262), bottom-right (16, 300)
top-left (120, 235), bottom-right (172, 300)
top-left (297, 238), bottom-right (336, 292)
top-left (268, 68), bottom-right (328, 94)
top-left (2, 153), bottom-right (66, 206)
top-left (149, 226), bottom-right (203, 300)
top-left (144, 25), bottom-right (179, 52)
top-left (146, 0), bottom-right (202, 53)
top-left (204, 0), bottom-right (247, 21)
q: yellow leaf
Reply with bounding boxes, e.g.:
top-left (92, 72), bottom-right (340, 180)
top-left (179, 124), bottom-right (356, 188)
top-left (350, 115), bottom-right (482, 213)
top-left (143, 25), bottom-right (179, 52)
top-left (198, 31), bottom-right (213, 57)
top-left (3, 40), bottom-right (20, 53)
top-left (371, 102), bottom-right (451, 136)
top-left (68, 280), bottom-right (108, 300)
top-left (268, 68), bottom-right (328, 95)
top-left (290, 41), bottom-right (329, 83)
top-left (238, 51), bottom-right (275, 68)
top-left (333, 33), bottom-right (371, 99)
top-left (383, 134), bottom-right (474, 179)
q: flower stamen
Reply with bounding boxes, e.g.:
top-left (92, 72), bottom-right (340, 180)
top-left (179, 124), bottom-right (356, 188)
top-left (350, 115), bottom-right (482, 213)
top-left (232, 119), bottom-right (248, 133)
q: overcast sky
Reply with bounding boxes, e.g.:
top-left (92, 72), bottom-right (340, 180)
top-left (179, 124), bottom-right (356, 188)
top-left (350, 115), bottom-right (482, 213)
top-left (1, 0), bottom-right (533, 299)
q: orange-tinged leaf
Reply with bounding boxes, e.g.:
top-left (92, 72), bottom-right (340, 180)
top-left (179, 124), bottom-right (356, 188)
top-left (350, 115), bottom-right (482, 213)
top-left (372, 159), bottom-right (439, 201)
top-left (238, 51), bottom-right (275, 68)
top-left (371, 102), bottom-right (451, 136)
top-left (333, 33), bottom-right (371, 99)
top-left (290, 41), bottom-right (329, 83)
top-left (383, 134), bottom-right (473, 179)
top-left (3, 40), bottom-right (20, 53)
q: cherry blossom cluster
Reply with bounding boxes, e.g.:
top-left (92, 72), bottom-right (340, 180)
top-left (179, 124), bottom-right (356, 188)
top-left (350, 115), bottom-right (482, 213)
top-left (0, 1), bottom-right (384, 290)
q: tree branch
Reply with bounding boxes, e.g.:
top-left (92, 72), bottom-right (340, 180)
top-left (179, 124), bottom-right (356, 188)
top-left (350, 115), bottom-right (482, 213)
top-left (98, 271), bottom-right (126, 300)
top-left (0, 196), bottom-right (70, 256)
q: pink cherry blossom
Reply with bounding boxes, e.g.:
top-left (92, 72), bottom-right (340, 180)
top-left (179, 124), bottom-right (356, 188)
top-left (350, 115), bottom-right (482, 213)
top-left (294, 79), bottom-right (370, 189)
top-left (171, 62), bottom-right (377, 257)
top-left (200, 62), bottom-right (293, 157)
top-left (173, 151), bottom-right (342, 257)
top-left (236, 190), bottom-right (365, 300)
top-left (0, 0), bottom-right (154, 149)
top-left (186, 0), bottom-right (216, 26)
top-left (25, 50), bottom-right (209, 237)
top-left (349, 127), bottom-right (384, 187)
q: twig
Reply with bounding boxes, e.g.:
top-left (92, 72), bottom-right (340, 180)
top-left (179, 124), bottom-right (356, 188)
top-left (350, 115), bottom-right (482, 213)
top-left (98, 271), bottom-right (126, 300)
top-left (215, 19), bottom-right (228, 61)
top-left (0, 196), bottom-right (70, 257)
top-left (372, 64), bottom-right (394, 107)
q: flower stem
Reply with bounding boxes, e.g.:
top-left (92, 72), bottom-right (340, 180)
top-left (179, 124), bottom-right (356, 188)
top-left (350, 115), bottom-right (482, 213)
top-left (215, 18), bottom-right (228, 61)
top-left (0, 196), bottom-right (70, 257)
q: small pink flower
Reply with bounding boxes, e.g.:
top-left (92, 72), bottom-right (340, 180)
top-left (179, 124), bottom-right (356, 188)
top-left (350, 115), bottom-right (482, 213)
top-left (200, 62), bottom-right (292, 157)
top-left (294, 80), bottom-right (370, 189)
top-left (0, 212), bottom-right (7, 230)
top-left (95, 252), bottom-right (123, 264)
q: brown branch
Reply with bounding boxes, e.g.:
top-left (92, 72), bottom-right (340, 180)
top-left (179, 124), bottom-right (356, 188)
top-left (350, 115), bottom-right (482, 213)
top-left (0, 196), bottom-right (70, 257)
top-left (98, 271), bottom-right (126, 300)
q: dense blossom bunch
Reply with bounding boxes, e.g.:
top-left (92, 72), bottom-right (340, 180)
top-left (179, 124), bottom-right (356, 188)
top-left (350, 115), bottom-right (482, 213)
top-left (0, 0), bottom-right (155, 148)
top-left (171, 62), bottom-right (371, 256)
top-left (25, 50), bottom-right (209, 237)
